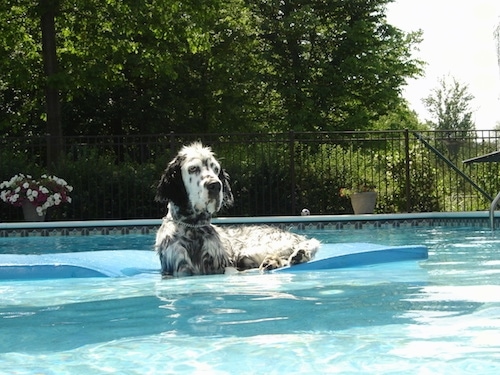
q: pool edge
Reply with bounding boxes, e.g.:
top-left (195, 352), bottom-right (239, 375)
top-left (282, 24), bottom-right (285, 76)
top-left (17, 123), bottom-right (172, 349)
top-left (1, 211), bottom-right (498, 237)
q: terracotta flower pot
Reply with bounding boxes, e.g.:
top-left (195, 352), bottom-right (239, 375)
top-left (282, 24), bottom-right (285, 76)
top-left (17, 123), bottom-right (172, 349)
top-left (350, 191), bottom-right (377, 214)
top-left (22, 203), bottom-right (46, 222)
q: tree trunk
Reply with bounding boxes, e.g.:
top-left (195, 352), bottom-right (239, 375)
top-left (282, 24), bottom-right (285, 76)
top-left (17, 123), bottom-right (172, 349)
top-left (40, 0), bottom-right (63, 168)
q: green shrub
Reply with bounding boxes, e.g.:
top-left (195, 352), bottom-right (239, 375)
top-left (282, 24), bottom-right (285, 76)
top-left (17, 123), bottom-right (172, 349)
top-left (383, 144), bottom-right (440, 212)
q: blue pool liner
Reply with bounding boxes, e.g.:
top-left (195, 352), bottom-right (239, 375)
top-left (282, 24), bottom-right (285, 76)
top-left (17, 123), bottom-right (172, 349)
top-left (0, 243), bottom-right (428, 279)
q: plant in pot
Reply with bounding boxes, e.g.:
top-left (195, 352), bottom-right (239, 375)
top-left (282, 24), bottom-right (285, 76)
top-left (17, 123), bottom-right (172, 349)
top-left (0, 174), bottom-right (73, 221)
top-left (340, 180), bottom-right (377, 214)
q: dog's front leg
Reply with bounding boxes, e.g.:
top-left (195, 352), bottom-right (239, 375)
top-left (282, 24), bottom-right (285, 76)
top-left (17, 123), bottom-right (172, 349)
top-left (159, 244), bottom-right (196, 277)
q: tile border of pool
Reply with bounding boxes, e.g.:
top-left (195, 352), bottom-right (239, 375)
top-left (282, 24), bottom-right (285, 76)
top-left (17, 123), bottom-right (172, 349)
top-left (0, 211), bottom-right (498, 237)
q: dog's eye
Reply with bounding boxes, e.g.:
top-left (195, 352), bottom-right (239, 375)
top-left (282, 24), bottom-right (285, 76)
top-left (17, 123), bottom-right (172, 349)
top-left (210, 162), bottom-right (220, 174)
top-left (188, 166), bottom-right (200, 174)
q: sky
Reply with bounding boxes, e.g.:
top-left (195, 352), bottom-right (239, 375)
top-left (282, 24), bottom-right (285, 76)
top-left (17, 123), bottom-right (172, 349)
top-left (386, 0), bottom-right (500, 130)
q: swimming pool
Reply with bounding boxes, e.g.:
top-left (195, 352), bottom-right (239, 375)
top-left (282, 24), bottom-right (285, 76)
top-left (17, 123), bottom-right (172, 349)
top-left (1, 225), bottom-right (499, 374)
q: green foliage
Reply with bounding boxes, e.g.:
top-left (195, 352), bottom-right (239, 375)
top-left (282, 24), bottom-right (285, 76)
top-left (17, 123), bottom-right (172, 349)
top-left (422, 76), bottom-right (476, 135)
top-left (249, 0), bottom-right (424, 131)
top-left (218, 142), bottom-right (295, 215)
top-left (0, 0), bottom-right (423, 137)
top-left (2, 131), bottom-right (499, 221)
top-left (371, 101), bottom-right (428, 131)
top-left (282, 143), bottom-right (382, 214)
top-left (0, 143), bottom-right (43, 179)
top-left (51, 151), bottom-right (163, 219)
top-left (382, 144), bottom-right (440, 212)
top-left (0, 147), bottom-right (164, 221)
top-left (0, 0), bottom-right (45, 136)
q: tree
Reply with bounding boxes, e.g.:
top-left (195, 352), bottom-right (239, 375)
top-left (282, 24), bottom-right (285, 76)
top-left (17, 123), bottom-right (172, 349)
top-left (422, 76), bottom-right (476, 135)
top-left (0, 0), bottom-right (45, 136)
top-left (248, 0), bottom-right (424, 131)
top-left (57, 0), bottom-right (262, 134)
top-left (0, 0), bottom-right (423, 138)
top-left (40, 0), bottom-right (63, 167)
top-left (371, 100), bottom-right (427, 131)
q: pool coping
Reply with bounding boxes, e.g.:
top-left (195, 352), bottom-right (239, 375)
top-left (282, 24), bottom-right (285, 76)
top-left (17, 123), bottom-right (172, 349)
top-left (1, 211), bottom-right (498, 237)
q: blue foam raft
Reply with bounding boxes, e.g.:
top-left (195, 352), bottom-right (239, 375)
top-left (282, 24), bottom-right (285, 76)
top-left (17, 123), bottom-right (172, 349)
top-left (273, 243), bottom-right (428, 273)
top-left (0, 243), bottom-right (427, 279)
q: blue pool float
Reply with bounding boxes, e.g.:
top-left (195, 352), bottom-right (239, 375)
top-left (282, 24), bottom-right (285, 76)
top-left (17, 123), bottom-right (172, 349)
top-left (272, 243), bottom-right (428, 272)
top-left (0, 243), bottom-right (427, 279)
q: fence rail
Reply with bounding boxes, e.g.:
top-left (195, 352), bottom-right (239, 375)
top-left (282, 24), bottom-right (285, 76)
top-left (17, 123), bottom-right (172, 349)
top-left (2, 130), bottom-right (500, 222)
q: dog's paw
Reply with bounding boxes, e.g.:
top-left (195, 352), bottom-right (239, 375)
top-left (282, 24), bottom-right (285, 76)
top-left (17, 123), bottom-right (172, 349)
top-left (259, 256), bottom-right (284, 271)
top-left (289, 249), bottom-right (311, 265)
top-left (224, 266), bottom-right (239, 275)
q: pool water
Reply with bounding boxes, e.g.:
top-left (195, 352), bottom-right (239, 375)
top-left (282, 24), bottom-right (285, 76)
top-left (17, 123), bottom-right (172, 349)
top-left (1, 227), bottom-right (499, 374)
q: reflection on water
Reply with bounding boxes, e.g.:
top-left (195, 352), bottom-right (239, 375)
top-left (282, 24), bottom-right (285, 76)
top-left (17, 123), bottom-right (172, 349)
top-left (0, 227), bottom-right (499, 374)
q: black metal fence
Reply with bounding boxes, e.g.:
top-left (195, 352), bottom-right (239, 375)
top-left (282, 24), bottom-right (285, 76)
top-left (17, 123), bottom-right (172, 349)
top-left (2, 130), bottom-right (500, 221)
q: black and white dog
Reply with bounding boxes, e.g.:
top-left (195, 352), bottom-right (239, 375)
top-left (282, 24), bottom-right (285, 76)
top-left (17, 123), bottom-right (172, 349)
top-left (154, 142), bottom-right (319, 277)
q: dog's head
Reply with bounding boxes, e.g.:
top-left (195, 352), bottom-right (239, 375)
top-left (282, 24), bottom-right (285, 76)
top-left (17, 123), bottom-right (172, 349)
top-left (155, 142), bottom-right (233, 215)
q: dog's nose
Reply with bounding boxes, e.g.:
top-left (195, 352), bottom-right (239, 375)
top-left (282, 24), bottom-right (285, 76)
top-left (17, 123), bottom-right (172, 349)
top-left (206, 181), bottom-right (222, 196)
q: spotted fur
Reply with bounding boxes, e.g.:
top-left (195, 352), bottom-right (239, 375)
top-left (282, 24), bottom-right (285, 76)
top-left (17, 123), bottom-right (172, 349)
top-left (154, 142), bottom-right (319, 277)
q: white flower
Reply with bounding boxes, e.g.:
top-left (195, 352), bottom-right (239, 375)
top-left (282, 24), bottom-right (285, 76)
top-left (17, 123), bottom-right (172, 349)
top-left (53, 193), bottom-right (62, 205)
top-left (35, 206), bottom-right (44, 216)
top-left (1, 173), bottom-right (73, 209)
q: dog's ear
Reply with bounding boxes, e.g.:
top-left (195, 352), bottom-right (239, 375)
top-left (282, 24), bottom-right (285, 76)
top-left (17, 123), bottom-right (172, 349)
top-left (155, 156), bottom-right (188, 206)
top-left (219, 169), bottom-right (234, 207)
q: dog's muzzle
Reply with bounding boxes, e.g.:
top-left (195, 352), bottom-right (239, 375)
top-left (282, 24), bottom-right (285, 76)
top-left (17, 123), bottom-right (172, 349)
top-left (206, 180), bottom-right (222, 200)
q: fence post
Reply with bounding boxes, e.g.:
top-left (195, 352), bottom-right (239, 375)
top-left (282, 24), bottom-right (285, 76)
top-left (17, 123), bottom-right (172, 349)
top-left (404, 129), bottom-right (411, 212)
top-left (289, 130), bottom-right (296, 215)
